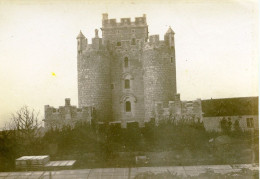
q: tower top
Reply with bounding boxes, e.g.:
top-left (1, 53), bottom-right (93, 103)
top-left (102, 13), bottom-right (147, 28)
top-left (166, 27), bottom-right (175, 34)
top-left (77, 30), bottom-right (86, 39)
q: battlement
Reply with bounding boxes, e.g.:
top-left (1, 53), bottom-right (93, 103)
top-left (43, 99), bottom-right (94, 129)
top-left (77, 29), bottom-right (108, 52)
top-left (143, 35), bottom-right (167, 50)
top-left (102, 13), bottom-right (147, 28)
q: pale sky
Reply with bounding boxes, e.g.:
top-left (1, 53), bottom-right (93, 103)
top-left (0, 0), bottom-right (259, 128)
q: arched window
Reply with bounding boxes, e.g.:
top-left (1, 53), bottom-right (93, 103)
top-left (124, 57), bottom-right (129, 68)
top-left (125, 101), bottom-right (131, 112)
top-left (125, 79), bottom-right (130, 89)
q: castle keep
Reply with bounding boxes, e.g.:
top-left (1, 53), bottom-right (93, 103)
top-left (43, 14), bottom-right (258, 131)
top-left (77, 14), bottom-right (178, 127)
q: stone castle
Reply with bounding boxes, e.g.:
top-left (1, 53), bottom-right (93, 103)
top-left (43, 14), bottom-right (258, 131)
top-left (77, 13), bottom-right (182, 128)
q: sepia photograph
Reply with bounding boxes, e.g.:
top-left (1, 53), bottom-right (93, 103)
top-left (0, 0), bottom-right (259, 178)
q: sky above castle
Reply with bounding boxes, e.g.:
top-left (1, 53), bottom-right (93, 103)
top-left (0, 0), bottom-right (258, 128)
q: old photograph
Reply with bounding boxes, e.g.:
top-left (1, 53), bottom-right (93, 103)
top-left (0, 0), bottom-right (259, 178)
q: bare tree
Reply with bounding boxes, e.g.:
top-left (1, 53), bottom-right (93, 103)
top-left (8, 106), bottom-right (41, 142)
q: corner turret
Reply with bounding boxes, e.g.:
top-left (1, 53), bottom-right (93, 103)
top-left (164, 27), bottom-right (175, 48)
top-left (77, 31), bottom-right (87, 54)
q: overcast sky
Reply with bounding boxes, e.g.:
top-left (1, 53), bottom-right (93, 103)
top-left (0, 0), bottom-right (258, 128)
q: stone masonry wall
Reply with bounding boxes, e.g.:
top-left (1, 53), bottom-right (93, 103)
top-left (110, 45), bottom-right (145, 127)
top-left (142, 41), bottom-right (177, 121)
top-left (153, 99), bottom-right (202, 124)
top-left (101, 14), bottom-right (148, 127)
top-left (78, 47), bottom-right (112, 122)
top-left (44, 99), bottom-right (93, 130)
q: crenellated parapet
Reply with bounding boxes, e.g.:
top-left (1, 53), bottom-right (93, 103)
top-left (77, 29), bottom-right (107, 54)
top-left (43, 98), bottom-right (94, 130)
top-left (143, 30), bottom-right (175, 50)
top-left (101, 14), bottom-right (148, 50)
top-left (102, 13), bottom-right (147, 28)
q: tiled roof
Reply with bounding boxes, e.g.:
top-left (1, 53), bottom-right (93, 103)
top-left (202, 96), bottom-right (258, 117)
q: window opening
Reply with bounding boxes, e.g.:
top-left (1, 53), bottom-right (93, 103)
top-left (126, 101), bottom-right (131, 112)
top-left (124, 57), bottom-right (129, 68)
top-left (125, 79), bottom-right (130, 89)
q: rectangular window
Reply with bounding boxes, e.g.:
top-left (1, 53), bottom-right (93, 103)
top-left (111, 84), bottom-right (114, 89)
top-left (125, 79), bottom-right (130, 89)
top-left (126, 101), bottom-right (131, 112)
top-left (124, 57), bottom-right (129, 68)
top-left (247, 118), bottom-right (254, 128)
top-left (171, 57), bottom-right (173, 63)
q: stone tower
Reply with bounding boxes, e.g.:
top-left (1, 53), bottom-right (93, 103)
top-left (142, 29), bottom-right (177, 121)
top-left (77, 14), bottom-right (178, 127)
top-left (77, 29), bottom-right (112, 122)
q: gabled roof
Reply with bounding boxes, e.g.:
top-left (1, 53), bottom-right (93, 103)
top-left (77, 31), bottom-right (85, 39)
top-left (202, 96), bottom-right (258, 117)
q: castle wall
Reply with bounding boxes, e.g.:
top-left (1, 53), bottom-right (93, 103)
top-left (44, 99), bottom-right (93, 130)
top-left (142, 41), bottom-right (177, 121)
top-left (110, 46), bottom-right (145, 127)
top-left (153, 99), bottom-right (202, 124)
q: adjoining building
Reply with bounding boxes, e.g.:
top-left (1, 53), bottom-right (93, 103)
top-left (202, 97), bottom-right (258, 132)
